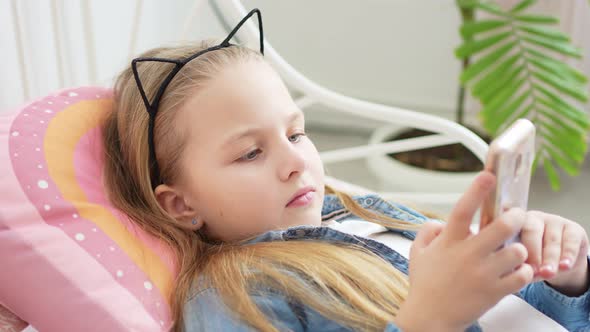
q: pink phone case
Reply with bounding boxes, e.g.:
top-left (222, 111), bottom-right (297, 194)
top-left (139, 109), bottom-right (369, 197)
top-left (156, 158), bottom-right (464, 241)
top-left (480, 119), bottom-right (536, 246)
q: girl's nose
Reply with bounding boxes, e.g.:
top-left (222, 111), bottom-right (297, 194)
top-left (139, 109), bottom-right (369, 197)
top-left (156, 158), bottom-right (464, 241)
top-left (278, 143), bottom-right (306, 182)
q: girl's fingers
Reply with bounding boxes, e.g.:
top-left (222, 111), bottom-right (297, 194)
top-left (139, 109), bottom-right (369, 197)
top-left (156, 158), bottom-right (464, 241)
top-left (412, 222), bottom-right (445, 251)
top-left (559, 223), bottom-right (583, 270)
top-left (520, 212), bottom-right (544, 271)
top-left (540, 220), bottom-right (564, 277)
top-left (497, 262), bottom-right (534, 295)
top-left (489, 242), bottom-right (529, 277)
top-left (471, 208), bottom-right (526, 255)
top-left (446, 171), bottom-right (496, 243)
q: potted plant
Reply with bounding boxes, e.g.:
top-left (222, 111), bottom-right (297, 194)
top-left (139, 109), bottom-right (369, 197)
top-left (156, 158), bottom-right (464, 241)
top-left (367, 0), bottom-right (589, 192)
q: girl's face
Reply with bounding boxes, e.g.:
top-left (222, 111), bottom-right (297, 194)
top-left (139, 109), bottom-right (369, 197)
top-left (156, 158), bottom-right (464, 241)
top-left (157, 59), bottom-right (325, 242)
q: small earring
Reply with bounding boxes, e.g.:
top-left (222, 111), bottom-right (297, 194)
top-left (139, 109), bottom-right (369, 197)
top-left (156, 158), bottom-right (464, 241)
top-left (191, 219), bottom-right (198, 225)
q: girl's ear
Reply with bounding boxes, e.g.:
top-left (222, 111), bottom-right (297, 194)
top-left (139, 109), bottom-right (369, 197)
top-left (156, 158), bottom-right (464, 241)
top-left (154, 184), bottom-right (202, 230)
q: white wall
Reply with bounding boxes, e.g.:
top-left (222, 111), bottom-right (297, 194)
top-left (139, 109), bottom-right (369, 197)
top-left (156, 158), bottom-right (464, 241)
top-left (1, 0), bottom-right (589, 130)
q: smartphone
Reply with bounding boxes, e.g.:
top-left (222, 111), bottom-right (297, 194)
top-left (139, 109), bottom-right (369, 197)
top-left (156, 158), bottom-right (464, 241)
top-left (479, 118), bottom-right (536, 247)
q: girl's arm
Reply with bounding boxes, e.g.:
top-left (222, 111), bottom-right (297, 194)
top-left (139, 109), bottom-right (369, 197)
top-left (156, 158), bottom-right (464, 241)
top-left (517, 255), bottom-right (590, 332)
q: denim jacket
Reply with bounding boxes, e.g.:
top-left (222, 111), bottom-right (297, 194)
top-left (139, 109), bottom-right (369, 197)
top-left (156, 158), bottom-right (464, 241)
top-left (184, 194), bottom-right (590, 332)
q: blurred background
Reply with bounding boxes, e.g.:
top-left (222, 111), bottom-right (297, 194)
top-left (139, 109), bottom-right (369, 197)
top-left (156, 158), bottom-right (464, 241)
top-left (1, 0), bottom-right (589, 230)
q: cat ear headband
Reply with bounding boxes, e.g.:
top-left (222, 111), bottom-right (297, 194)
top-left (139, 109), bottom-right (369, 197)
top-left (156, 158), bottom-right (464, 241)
top-left (131, 8), bottom-right (264, 189)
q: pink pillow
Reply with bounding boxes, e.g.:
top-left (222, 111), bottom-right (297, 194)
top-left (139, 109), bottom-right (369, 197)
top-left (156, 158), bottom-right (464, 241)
top-left (0, 87), bottom-right (175, 331)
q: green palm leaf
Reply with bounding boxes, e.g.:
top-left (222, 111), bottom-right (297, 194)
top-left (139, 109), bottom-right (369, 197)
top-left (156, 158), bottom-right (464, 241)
top-left (544, 145), bottom-right (580, 176)
top-left (515, 14), bottom-right (559, 24)
top-left (543, 159), bottom-right (560, 191)
top-left (455, 32), bottom-right (511, 58)
top-left (455, 0), bottom-right (590, 190)
top-left (457, 0), bottom-right (506, 16)
top-left (510, 0), bottom-right (535, 13)
top-left (481, 77), bottom-right (526, 118)
top-left (460, 20), bottom-right (508, 39)
top-left (532, 71), bottom-right (588, 101)
top-left (484, 91), bottom-right (532, 134)
top-left (527, 54), bottom-right (587, 84)
top-left (478, 66), bottom-right (524, 103)
top-left (471, 54), bottom-right (520, 95)
top-left (534, 84), bottom-right (590, 128)
top-left (537, 106), bottom-right (587, 137)
top-left (519, 25), bottom-right (570, 42)
top-left (522, 35), bottom-right (583, 57)
top-left (460, 41), bottom-right (515, 82)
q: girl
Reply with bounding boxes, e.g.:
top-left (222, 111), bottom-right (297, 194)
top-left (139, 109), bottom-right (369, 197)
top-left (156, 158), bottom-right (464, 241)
top-left (102, 9), bottom-right (589, 332)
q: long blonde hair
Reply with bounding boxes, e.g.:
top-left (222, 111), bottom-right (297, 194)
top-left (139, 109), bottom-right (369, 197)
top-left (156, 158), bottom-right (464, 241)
top-left (103, 40), bottom-right (426, 331)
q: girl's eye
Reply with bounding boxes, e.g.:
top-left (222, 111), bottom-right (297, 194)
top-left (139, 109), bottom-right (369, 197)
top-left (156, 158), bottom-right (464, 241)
top-left (239, 149), bottom-right (261, 162)
top-left (289, 133), bottom-right (305, 143)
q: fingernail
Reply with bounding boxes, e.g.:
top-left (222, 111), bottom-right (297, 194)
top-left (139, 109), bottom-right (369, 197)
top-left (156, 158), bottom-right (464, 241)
top-left (559, 258), bottom-right (572, 270)
top-left (541, 264), bottom-right (555, 273)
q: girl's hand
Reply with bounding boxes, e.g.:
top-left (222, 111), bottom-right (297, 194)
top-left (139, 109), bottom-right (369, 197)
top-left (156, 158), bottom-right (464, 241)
top-left (395, 171), bottom-right (534, 332)
top-left (520, 210), bottom-right (590, 296)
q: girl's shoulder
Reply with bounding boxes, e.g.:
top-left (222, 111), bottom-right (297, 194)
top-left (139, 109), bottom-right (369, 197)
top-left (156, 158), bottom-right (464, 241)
top-left (322, 193), bottom-right (439, 224)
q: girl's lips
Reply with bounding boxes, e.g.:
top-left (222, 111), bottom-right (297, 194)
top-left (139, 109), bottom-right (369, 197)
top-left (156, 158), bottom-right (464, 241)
top-left (286, 188), bottom-right (315, 208)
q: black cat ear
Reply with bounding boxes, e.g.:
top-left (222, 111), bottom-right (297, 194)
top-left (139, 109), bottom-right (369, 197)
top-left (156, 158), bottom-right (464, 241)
top-left (131, 57), bottom-right (184, 116)
top-left (132, 8), bottom-right (264, 117)
top-left (220, 8), bottom-right (264, 55)
top-left (131, 57), bottom-right (184, 188)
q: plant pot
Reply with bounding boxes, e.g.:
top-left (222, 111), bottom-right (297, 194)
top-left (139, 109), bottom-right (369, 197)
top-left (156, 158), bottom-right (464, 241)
top-left (366, 125), bottom-right (484, 193)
